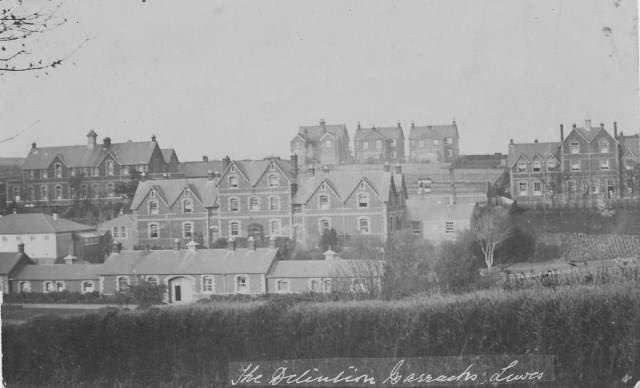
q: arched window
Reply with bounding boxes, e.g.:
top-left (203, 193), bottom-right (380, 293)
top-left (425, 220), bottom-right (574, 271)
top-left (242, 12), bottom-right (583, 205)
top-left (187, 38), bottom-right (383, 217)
top-left (148, 200), bottom-right (159, 214)
top-left (357, 192), bottom-right (369, 208)
top-left (229, 221), bottom-right (241, 237)
top-left (248, 196), bottom-right (260, 211)
top-left (269, 219), bottom-right (281, 236)
top-left (106, 160), bottom-right (115, 176)
top-left (183, 222), bottom-right (194, 239)
top-left (19, 281), bottom-right (31, 293)
top-left (55, 185), bottom-right (63, 200)
top-left (268, 196), bottom-right (280, 211)
top-left (229, 197), bottom-right (240, 212)
top-left (55, 281), bottom-right (66, 292)
top-left (229, 175), bottom-right (239, 188)
top-left (54, 163), bottom-right (62, 178)
top-left (268, 174), bottom-right (280, 187)
top-left (182, 198), bottom-right (194, 214)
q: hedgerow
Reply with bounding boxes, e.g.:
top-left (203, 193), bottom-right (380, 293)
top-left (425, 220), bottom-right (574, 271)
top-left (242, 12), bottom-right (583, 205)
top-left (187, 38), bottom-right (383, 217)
top-left (3, 282), bottom-right (640, 387)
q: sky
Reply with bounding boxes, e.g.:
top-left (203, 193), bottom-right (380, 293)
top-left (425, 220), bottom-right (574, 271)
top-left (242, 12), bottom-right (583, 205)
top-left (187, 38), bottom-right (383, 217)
top-left (0, 0), bottom-right (638, 161)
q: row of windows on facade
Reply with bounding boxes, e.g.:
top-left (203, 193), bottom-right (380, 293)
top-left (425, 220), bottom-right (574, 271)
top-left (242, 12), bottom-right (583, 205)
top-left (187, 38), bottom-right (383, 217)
top-left (226, 173), bottom-right (281, 189)
top-left (516, 158), bottom-right (627, 173)
top-left (409, 220), bottom-right (456, 235)
top-left (14, 183), bottom-right (118, 202)
top-left (566, 140), bottom-right (613, 154)
top-left (409, 138), bottom-right (455, 148)
top-left (517, 179), bottom-right (617, 196)
top-left (355, 139), bottom-right (399, 150)
top-left (18, 280), bottom-right (95, 293)
top-left (24, 162), bottom-right (150, 180)
top-left (112, 226), bottom-right (128, 238)
top-left (1, 235), bottom-right (50, 242)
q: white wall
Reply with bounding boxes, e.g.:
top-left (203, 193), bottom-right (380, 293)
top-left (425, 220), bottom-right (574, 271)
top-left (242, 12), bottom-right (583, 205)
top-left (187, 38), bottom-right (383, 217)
top-left (0, 233), bottom-right (57, 258)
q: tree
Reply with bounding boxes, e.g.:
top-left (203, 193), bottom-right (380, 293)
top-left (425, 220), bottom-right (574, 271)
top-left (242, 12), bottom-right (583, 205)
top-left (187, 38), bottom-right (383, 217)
top-left (471, 204), bottom-right (512, 270)
top-left (382, 230), bottom-right (436, 298)
top-left (127, 280), bottom-right (167, 309)
top-left (319, 228), bottom-right (339, 252)
top-left (434, 230), bottom-right (483, 293)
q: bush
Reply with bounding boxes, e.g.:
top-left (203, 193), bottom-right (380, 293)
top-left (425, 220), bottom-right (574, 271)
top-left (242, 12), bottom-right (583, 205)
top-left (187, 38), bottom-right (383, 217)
top-left (3, 291), bottom-right (135, 305)
top-left (127, 281), bottom-right (168, 309)
top-left (3, 281), bottom-right (640, 387)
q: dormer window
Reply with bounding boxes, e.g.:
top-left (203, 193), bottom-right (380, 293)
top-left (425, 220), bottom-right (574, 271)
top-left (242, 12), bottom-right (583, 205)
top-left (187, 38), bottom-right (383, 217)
top-left (149, 200), bottom-right (159, 214)
top-left (599, 140), bottom-right (610, 153)
top-left (270, 163), bottom-right (276, 171)
top-left (325, 140), bottom-right (332, 148)
top-left (54, 163), bottom-right (62, 178)
top-left (106, 160), bottom-right (115, 176)
top-left (546, 159), bottom-right (556, 171)
top-left (517, 161), bottom-right (527, 173)
top-left (229, 175), bottom-right (239, 188)
top-left (532, 161), bottom-right (541, 172)
top-left (357, 192), bottom-right (370, 208)
top-left (182, 198), bottom-right (193, 213)
top-left (268, 174), bottom-right (280, 187)
top-left (600, 159), bottom-right (610, 170)
top-left (230, 165), bottom-right (237, 173)
top-left (319, 194), bottom-right (329, 210)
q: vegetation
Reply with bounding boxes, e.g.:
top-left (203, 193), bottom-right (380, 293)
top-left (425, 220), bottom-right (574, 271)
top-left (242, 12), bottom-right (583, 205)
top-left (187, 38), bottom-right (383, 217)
top-left (127, 281), bottom-right (167, 309)
top-left (4, 281), bottom-right (640, 387)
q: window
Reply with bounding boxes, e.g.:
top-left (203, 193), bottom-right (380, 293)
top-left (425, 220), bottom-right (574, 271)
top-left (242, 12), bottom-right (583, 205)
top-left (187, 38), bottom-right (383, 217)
top-left (54, 163), bottom-right (62, 178)
top-left (320, 182), bottom-right (327, 191)
top-left (358, 217), bottom-right (370, 234)
top-left (82, 281), bottom-right (95, 294)
top-left (230, 165), bottom-right (237, 173)
top-left (269, 219), bottom-right (281, 236)
top-left (517, 161), bottom-right (527, 173)
top-left (146, 276), bottom-right (159, 286)
top-left (318, 195), bottom-right (329, 210)
top-left (229, 197), bottom-right (240, 212)
top-left (532, 161), bottom-right (541, 172)
top-left (229, 221), bottom-right (241, 237)
top-left (42, 169), bottom-right (48, 179)
top-left (569, 142), bottom-right (579, 154)
top-left (447, 149), bottom-right (453, 157)
top-left (55, 281), bottom-right (66, 292)
top-left (571, 160), bottom-right (581, 171)
top-left (309, 279), bottom-right (321, 292)
top-left (446, 137), bottom-right (454, 145)
top-left (363, 142), bottom-right (369, 150)
top-left (80, 184), bottom-right (88, 198)
top-left (12, 186), bottom-right (20, 201)
top-left (202, 276), bottom-right (215, 293)
top-left (236, 275), bottom-right (249, 293)
top-left (19, 281), bottom-right (31, 293)
top-left (94, 167), bottom-right (100, 177)
top-left (433, 139), bottom-right (440, 146)
top-left (27, 186), bottom-right (34, 201)
top-left (43, 281), bottom-right (54, 293)
top-left (148, 223), bottom-right (159, 239)
top-left (391, 139), bottom-right (396, 147)
top-left (92, 183), bottom-right (100, 198)
top-left (357, 192), bottom-right (369, 208)
top-left (41, 185), bottom-right (48, 200)
top-left (120, 226), bottom-right (127, 238)
top-left (418, 140), bottom-right (425, 148)
top-left (248, 196), bottom-right (260, 211)
top-left (593, 179), bottom-right (600, 194)
top-left (112, 226), bottom-right (120, 238)
top-left (625, 159), bottom-right (635, 170)
top-left (150, 190), bottom-right (156, 198)
top-left (28, 170), bottom-right (34, 180)
top-left (107, 183), bottom-right (115, 197)
top-left (55, 185), bottom-right (63, 199)
top-left (268, 196), bottom-right (280, 211)
top-left (546, 159), bottom-right (556, 171)
top-left (351, 278), bottom-right (367, 293)
top-left (116, 276), bottom-right (129, 292)
top-left (375, 140), bottom-right (382, 150)
top-left (323, 279), bottom-right (332, 293)
top-left (599, 140), bottom-right (610, 153)
top-left (149, 200), bottom-right (159, 214)
top-left (518, 181), bottom-right (528, 195)
top-left (533, 182), bottom-right (542, 195)
top-left (106, 160), bottom-right (115, 176)
top-left (276, 279), bottom-right (289, 293)
top-left (325, 140), bottom-right (332, 148)
top-left (600, 159), bottom-right (610, 170)
top-left (183, 198), bottom-right (194, 213)
top-left (229, 175), bottom-right (239, 188)
top-left (445, 221), bottom-right (455, 233)
top-left (411, 221), bottom-right (421, 235)
top-left (183, 222), bottom-right (193, 239)
top-left (567, 180), bottom-right (576, 193)
top-left (268, 174), bottom-right (280, 187)
top-left (318, 218), bottom-right (331, 232)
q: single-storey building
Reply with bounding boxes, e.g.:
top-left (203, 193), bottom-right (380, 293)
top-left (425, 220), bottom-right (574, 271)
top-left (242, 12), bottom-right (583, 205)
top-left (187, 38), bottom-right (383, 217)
top-left (10, 260), bottom-right (101, 294)
top-left (0, 243), bottom-right (34, 293)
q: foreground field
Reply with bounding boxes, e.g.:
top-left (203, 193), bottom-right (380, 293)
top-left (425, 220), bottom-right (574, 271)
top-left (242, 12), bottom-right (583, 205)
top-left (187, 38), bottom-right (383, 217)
top-left (3, 283), bottom-right (640, 387)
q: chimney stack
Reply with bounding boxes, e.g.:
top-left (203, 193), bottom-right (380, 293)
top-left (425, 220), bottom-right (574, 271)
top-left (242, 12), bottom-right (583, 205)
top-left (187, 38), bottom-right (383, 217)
top-left (86, 130), bottom-right (97, 150)
top-left (203, 155), bottom-right (209, 162)
top-left (103, 137), bottom-right (112, 147)
top-left (319, 119), bottom-right (326, 127)
top-left (383, 162), bottom-right (391, 172)
top-left (411, 122), bottom-right (415, 129)
top-left (572, 123), bottom-right (577, 129)
top-left (31, 142), bottom-right (37, 149)
top-left (291, 154), bottom-right (298, 178)
top-left (151, 134), bottom-right (157, 142)
top-left (614, 122), bottom-right (618, 138)
top-left (600, 122), bottom-right (604, 130)
top-left (585, 119), bottom-right (592, 129)
top-left (394, 163), bottom-right (402, 174)
top-left (173, 238), bottom-right (180, 250)
top-left (397, 121), bottom-right (402, 129)
top-left (17, 242), bottom-right (24, 254)
top-left (223, 155), bottom-right (231, 171)
top-left (534, 139), bottom-right (538, 143)
top-left (510, 139), bottom-right (514, 145)
top-left (560, 124), bottom-right (564, 142)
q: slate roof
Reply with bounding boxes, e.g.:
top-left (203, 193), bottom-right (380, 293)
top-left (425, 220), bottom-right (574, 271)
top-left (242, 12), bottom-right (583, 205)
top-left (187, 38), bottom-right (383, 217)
top-left (268, 259), bottom-right (384, 278)
top-left (130, 178), bottom-right (219, 210)
top-left (406, 199), bottom-right (475, 221)
top-left (0, 252), bottom-right (33, 275)
top-left (228, 158), bottom-right (295, 185)
top-left (100, 248), bottom-right (279, 275)
top-left (179, 160), bottom-right (226, 178)
top-left (22, 139), bottom-right (158, 170)
top-left (294, 170), bottom-right (395, 204)
top-left (13, 263), bottom-right (101, 280)
top-left (408, 122), bottom-right (459, 140)
top-left (354, 125), bottom-right (404, 141)
top-left (620, 135), bottom-right (640, 157)
top-left (507, 142), bottom-right (560, 168)
top-left (161, 149), bottom-right (178, 164)
top-left (97, 214), bottom-right (137, 230)
top-left (296, 123), bottom-right (349, 143)
top-left (454, 154), bottom-right (507, 169)
top-left (0, 214), bottom-right (94, 235)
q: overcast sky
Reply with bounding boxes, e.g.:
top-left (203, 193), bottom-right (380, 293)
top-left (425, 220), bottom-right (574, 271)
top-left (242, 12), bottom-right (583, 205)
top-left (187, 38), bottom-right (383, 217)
top-left (0, 0), bottom-right (638, 161)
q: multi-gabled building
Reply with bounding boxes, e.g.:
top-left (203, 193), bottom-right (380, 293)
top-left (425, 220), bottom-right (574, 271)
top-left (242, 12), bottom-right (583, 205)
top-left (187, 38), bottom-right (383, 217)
top-left (507, 140), bottom-right (561, 200)
top-left (290, 120), bottom-right (351, 168)
top-left (408, 121), bottom-right (459, 163)
top-left (6, 131), bottom-right (174, 208)
top-left (353, 123), bottom-right (405, 163)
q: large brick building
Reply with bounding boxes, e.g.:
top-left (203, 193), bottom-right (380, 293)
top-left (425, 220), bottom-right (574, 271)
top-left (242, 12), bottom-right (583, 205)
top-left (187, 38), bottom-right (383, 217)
top-left (353, 123), bottom-right (405, 163)
top-left (408, 121), bottom-right (459, 163)
top-left (290, 120), bottom-right (351, 168)
top-left (508, 120), bottom-right (639, 204)
top-left (6, 131), bottom-right (174, 209)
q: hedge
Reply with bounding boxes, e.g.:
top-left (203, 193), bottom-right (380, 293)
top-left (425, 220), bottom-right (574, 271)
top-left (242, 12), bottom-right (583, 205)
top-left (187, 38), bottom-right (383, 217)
top-left (3, 291), bottom-right (136, 305)
top-left (3, 282), bottom-right (640, 387)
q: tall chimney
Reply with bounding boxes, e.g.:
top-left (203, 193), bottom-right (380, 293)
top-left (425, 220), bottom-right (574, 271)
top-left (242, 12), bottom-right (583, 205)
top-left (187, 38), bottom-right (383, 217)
top-left (614, 122), bottom-right (618, 138)
top-left (584, 119), bottom-right (591, 129)
top-left (203, 155), bottom-right (209, 162)
top-left (31, 142), bottom-right (37, 150)
top-left (560, 124), bottom-right (564, 142)
top-left (18, 242), bottom-right (24, 254)
top-left (151, 134), bottom-right (157, 142)
top-left (291, 154), bottom-right (298, 178)
top-left (534, 139), bottom-right (539, 143)
top-left (319, 119), bottom-right (326, 127)
top-left (223, 155), bottom-right (231, 171)
top-left (87, 130), bottom-right (97, 150)
top-left (103, 137), bottom-right (112, 148)
top-left (572, 123), bottom-right (577, 129)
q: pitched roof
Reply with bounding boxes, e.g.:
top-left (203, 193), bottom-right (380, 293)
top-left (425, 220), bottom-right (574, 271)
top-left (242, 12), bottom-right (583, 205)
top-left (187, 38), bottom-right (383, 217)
top-left (507, 142), bottom-right (560, 168)
top-left (97, 214), bottom-right (137, 230)
top-left (354, 125), bottom-right (404, 141)
top-left (296, 123), bottom-right (349, 143)
top-left (0, 214), bottom-right (94, 235)
top-left (130, 178), bottom-right (219, 210)
top-left (454, 154), bottom-right (507, 169)
top-left (100, 248), bottom-right (279, 275)
top-left (294, 169), bottom-right (395, 204)
top-left (406, 199), bottom-right (475, 221)
top-left (179, 160), bottom-right (226, 178)
top-left (225, 158), bottom-right (295, 186)
top-left (161, 149), bottom-right (178, 164)
top-left (408, 123), bottom-right (458, 140)
top-left (268, 259), bottom-right (384, 278)
top-left (22, 139), bottom-right (158, 170)
top-left (621, 135), bottom-right (640, 157)
top-left (0, 252), bottom-right (33, 275)
top-left (12, 263), bottom-right (101, 280)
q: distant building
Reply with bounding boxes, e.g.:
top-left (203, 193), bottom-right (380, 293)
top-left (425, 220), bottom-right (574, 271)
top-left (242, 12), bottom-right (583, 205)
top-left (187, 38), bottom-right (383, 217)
top-left (178, 157), bottom-right (225, 179)
top-left (408, 121), bottom-right (459, 163)
top-left (97, 213), bottom-right (137, 250)
top-left (10, 261), bottom-right (101, 294)
top-left (406, 199), bottom-right (475, 242)
top-left (0, 243), bottom-right (34, 293)
top-left (6, 131), bottom-right (175, 209)
top-left (290, 120), bottom-right (351, 168)
top-left (161, 148), bottom-right (180, 174)
top-left (353, 123), bottom-right (405, 163)
top-left (0, 213), bottom-right (97, 263)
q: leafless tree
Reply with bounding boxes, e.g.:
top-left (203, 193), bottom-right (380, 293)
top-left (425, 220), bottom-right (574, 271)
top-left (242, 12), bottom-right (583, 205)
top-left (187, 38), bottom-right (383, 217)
top-left (471, 205), bottom-right (512, 270)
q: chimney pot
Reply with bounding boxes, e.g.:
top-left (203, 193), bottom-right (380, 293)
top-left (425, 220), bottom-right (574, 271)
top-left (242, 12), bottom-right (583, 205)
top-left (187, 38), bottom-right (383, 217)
top-left (572, 123), bottom-right (577, 129)
top-left (18, 242), bottom-right (24, 254)
top-left (319, 119), bottom-right (326, 127)
top-left (203, 155), bottom-right (208, 162)
top-left (534, 139), bottom-right (538, 143)
top-left (151, 134), bottom-right (157, 142)
top-left (411, 121), bottom-right (415, 128)
top-left (560, 124), bottom-right (564, 142)
top-left (31, 142), bottom-right (36, 149)
top-left (397, 121), bottom-right (402, 128)
top-left (510, 139), bottom-right (514, 145)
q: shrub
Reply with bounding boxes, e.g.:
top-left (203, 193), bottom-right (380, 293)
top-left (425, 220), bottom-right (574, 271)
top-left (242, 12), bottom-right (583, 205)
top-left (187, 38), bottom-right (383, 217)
top-left (3, 291), bottom-right (135, 305)
top-left (127, 281), bottom-right (167, 309)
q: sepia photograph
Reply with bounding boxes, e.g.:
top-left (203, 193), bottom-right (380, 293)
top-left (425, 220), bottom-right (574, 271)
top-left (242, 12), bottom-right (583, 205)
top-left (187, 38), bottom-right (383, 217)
top-left (0, 0), bottom-right (639, 386)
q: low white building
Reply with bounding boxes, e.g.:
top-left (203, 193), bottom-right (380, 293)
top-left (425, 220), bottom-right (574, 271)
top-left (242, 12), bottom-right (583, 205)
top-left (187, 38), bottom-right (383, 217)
top-left (406, 199), bottom-right (475, 242)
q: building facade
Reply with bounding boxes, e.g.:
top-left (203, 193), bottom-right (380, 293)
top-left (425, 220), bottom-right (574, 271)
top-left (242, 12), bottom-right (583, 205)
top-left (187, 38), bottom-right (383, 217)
top-left (408, 121), bottom-right (460, 163)
top-left (97, 213), bottom-right (138, 250)
top-left (290, 120), bottom-right (351, 168)
top-left (353, 123), bottom-right (405, 163)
